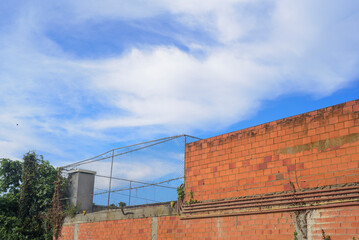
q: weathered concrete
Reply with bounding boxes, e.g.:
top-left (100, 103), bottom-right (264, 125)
top-left (74, 224), bottom-right (79, 240)
top-left (294, 210), bottom-right (311, 240)
top-left (151, 217), bottom-right (158, 240)
top-left (63, 202), bottom-right (176, 226)
top-left (68, 169), bottom-right (96, 213)
top-left (307, 210), bottom-right (320, 240)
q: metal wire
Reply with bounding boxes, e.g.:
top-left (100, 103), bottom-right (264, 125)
top-left (94, 177), bottom-right (184, 196)
top-left (62, 136), bottom-right (180, 168)
top-left (96, 175), bottom-right (177, 189)
top-left (62, 135), bottom-right (200, 169)
top-left (95, 188), bottom-right (159, 203)
top-left (62, 135), bottom-right (200, 208)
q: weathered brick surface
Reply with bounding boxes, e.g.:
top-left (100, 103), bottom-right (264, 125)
top-left (74, 218), bottom-right (151, 240)
top-left (185, 100), bottom-right (359, 201)
top-left (158, 213), bottom-right (294, 240)
top-left (309, 206), bottom-right (359, 240)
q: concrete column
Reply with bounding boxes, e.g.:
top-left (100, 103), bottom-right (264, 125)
top-left (68, 169), bottom-right (96, 213)
top-left (151, 217), bottom-right (158, 240)
top-left (74, 224), bottom-right (79, 240)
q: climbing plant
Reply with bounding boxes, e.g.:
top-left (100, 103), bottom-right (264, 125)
top-left (52, 169), bottom-right (69, 240)
top-left (177, 184), bottom-right (185, 201)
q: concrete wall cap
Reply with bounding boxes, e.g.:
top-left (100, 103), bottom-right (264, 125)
top-left (68, 169), bottom-right (97, 175)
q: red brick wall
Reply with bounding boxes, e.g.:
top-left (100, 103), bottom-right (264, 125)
top-left (185, 100), bottom-right (359, 201)
top-left (60, 213), bottom-right (294, 240)
top-left (158, 213), bottom-right (294, 240)
top-left (308, 206), bottom-right (359, 240)
top-left (59, 207), bottom-right (359, 240)
top-left (76, 218), bottom-right (151, 239)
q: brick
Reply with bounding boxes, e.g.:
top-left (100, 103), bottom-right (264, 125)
top-left (276, 173), bottom-right (284, 180)
top-left (264, 156), bottom-right (272, 162)
top-left (229, 163), bottom-right (236, 169)
top-left (287, 164), bottom-right (296, 171)
top-left (283, 158), bottom-right (292, 166)
top-left (258, 163), bottom-right (267, 170)
top-left (297, 163), bottom-right (304, 170)
top-left (283, 184), bottom-right (292, 191)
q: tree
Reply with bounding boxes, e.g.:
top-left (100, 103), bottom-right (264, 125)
top-left (0, 152), bottom-right (61, 240)
top-left (0, 158), bottom-right (23, 239)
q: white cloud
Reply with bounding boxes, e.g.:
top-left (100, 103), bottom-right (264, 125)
top-left (0, 0), bottom-right (358, 163)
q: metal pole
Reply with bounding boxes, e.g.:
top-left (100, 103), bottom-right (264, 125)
top-left (184, 135), bottom-right (187, 182)
top-left (107, 150), bottom-right (115, 209)
top-left (129, 181), bottom-right (132, 206)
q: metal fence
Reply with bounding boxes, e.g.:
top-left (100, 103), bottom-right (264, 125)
top-left (61, 135), bottom-right (200, 208)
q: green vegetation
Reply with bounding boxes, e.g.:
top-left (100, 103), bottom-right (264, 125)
top-left (177, 184), bottom-right (198, 205)
top-left (63, 205), bottom-right (78, 219)
top-left (0, 151), bottom-right (67, 240)
top-left (177, 184), bottom-right (185, 201)
top-left (188, 190), bottom-right (198, 204)
top-left (321, 229), bottom-right (331, 240)
top-left (293, 231), bottom-right (298, 240)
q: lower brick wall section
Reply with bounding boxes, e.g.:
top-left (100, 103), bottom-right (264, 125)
top-left (59, 206), bottom-right (359, 239)
top-left (158, 213), bottom-right (294, 240)
top-left (74, 218), bottom-right (151, 240)
top-left (308, 206), bottom-right (359, 240)
top-left (60, 213), bottom-right (294, 240)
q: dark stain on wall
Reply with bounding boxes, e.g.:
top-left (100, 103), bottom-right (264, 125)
top-left (276, 133), bottom-right (359, 155)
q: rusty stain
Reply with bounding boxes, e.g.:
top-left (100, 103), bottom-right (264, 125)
top-left (276, 133), bottom-right (359, 155)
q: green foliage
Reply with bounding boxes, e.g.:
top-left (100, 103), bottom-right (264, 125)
top-left (189, 190), bottom-right (194, 199)
top-left (177, 184), bottom-right (185, 201)
top-left (63, 205), bottom-right (78, 219)
top-left (0, 151), bottom-right (64, 240)
top-left (0, 158), bottom-right (22, 194)
top-left (293, 231), bottom-right (298, 240)
top-left (188, 190), bottom-right (198, 204)
top-left (182, 189), bottom-right (198, 205)
top-left (0, 215), bottom-right (31, 240)
top-left (118, 202), bottom-right (126, 208)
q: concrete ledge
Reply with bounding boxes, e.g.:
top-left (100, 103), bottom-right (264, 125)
top-left (63, 202), bottom-right (177, 225)
top-left (68, 169), bottom-right (97, 175)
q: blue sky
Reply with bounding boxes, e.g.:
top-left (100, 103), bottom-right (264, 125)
top-left (1, 0), bottom-right (359, 171)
